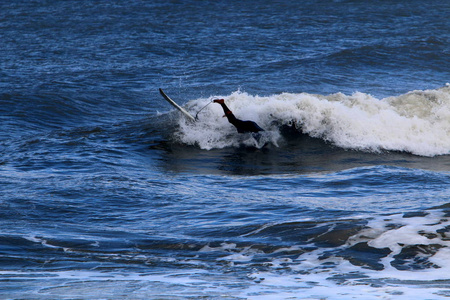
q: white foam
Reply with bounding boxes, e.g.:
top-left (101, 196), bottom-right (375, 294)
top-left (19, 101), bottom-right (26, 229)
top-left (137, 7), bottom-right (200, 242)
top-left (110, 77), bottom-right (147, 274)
top-left (235, 211), bottom-right (450, 299)
top-left (349, 211), bottom-right (450, 281)
top-left (175, 86), bottom-right (450, 156)
top-left (9, 211), bottom-right (450, 299)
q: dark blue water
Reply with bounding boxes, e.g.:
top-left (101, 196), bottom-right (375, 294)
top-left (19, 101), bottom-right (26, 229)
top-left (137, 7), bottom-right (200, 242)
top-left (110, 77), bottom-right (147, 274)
top-left (1, 1), bottom-right (450, 299)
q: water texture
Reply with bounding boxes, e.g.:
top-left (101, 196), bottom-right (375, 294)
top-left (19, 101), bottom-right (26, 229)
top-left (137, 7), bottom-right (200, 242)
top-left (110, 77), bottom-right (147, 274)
top-left (1, 1), bottom-right (449, 299)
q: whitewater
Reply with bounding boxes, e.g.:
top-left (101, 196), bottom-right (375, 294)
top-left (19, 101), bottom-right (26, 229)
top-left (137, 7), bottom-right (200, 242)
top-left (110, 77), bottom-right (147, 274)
top-left (178, 85), bottom-right (450, 156)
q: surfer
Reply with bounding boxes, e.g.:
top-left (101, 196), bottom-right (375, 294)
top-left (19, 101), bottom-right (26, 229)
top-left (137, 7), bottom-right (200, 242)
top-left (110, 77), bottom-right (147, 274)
top-left (213, 99), bottom-right (264, 133)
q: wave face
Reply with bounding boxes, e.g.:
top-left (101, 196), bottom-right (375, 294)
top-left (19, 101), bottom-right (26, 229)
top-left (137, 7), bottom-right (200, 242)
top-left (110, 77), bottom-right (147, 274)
top-left (176, 86), bottom-right (450, 156)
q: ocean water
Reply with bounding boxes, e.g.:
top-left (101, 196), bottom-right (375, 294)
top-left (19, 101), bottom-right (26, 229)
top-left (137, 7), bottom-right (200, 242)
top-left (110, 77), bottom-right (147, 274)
top-left (1, 1), bottom-right (449, 299)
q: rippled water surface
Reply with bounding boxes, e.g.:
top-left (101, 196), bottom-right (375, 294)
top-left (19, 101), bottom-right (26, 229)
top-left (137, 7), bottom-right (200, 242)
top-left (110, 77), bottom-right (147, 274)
top-left (1, 1), bottom-right (449, 299)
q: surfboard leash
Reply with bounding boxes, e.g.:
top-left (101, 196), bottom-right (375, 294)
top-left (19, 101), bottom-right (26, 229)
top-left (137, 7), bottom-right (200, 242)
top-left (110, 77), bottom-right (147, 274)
top-left (194, 101), bottom-right (214, 121)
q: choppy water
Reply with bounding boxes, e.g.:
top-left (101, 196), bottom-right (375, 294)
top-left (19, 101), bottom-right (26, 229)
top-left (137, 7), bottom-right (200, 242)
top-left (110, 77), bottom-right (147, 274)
top-left (1, 1), bottom-right (449, 299)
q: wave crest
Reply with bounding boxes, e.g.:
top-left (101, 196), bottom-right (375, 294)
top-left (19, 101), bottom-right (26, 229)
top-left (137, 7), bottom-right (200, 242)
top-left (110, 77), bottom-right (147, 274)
top-left (176, 86), bottom-right (450, 156)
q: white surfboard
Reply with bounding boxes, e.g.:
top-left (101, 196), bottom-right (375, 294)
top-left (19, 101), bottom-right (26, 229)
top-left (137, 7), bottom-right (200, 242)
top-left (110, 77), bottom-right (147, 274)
top-left (159, 88), bottom-right (196, 122)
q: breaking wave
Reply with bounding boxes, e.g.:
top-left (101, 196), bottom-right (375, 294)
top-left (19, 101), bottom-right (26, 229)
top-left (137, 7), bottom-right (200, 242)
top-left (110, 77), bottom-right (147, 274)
top-left (176, 85), bottom-right (450, 156)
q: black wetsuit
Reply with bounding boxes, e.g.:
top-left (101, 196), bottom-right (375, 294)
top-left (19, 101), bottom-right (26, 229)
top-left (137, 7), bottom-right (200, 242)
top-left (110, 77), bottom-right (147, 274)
top-left (218, 103), bottom-right (264, 133)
